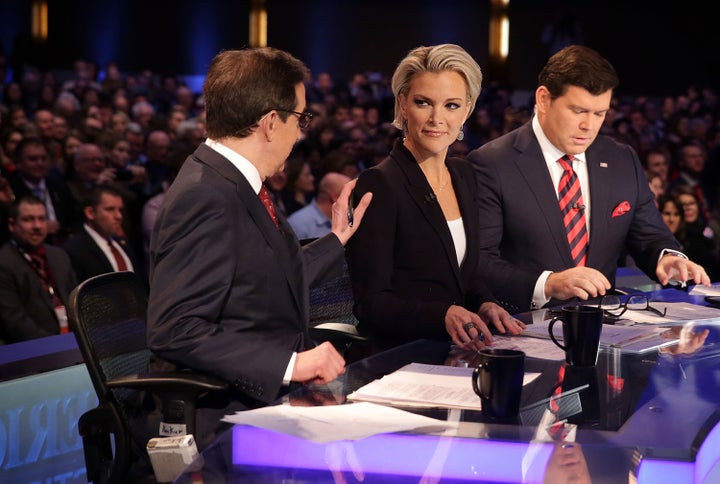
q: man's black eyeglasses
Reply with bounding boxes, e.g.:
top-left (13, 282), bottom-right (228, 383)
top-left (274, 109), bottom-right (313, 130)
top-left (598, 294), bottom-right (667, 318)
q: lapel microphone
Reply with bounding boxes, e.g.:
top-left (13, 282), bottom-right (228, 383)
top-left (571, 202), bottom-right (586, 211)
top-left (424, 193), bottom-right (437, 204)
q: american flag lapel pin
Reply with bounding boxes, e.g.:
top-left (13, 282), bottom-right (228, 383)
top-left (600, 162), bottom-right (608, 168)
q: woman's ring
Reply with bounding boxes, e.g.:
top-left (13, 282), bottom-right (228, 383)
top-left (463, 322), bottom-right (475, 332)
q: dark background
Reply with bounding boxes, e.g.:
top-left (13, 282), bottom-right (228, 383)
top-left (1, 0), bottom-right (718, 97)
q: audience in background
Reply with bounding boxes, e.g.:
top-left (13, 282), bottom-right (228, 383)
top-left (671, 185), bottom-right (720, 280)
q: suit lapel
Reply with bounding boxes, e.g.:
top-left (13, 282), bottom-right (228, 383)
top-left (450, 161), bottom-right (477, 283)
top-left (392, 144), bottom-right (464, 288)
top-left (514, 124), bottom-right (576, 267)
top-left (585, 145), bottom-right (612, 267)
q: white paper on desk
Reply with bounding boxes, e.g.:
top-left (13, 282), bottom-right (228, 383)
top-left (689, 284), bottom-right (720, 296)
top-left (222, 401), bottom-right (455, 443)
top-left (622, 301), bottom-right (720, 324)
top-left (490, 335), bottom-right (565, 361)
top-left (522, 319), bottom-right (675, 352)
top-left (347, 363), bottom-right (540, 410)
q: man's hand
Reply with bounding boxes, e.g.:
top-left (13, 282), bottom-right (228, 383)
top-left (656, 254), bottom-right (711, 287)
top-left (545, 267), bottom-right (611, 301)
top-left (292, 341), bottom-right (346, 385)
top-left (330, 178), bottom-right (372, 246)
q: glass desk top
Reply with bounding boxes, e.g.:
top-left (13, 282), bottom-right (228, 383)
top-left (173, 288), bottom-right (720, 483)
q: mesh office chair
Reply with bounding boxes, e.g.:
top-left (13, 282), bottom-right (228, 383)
top-left (308, 257), bottom-right (368, 356)
top-left (67, 271), bottom-right (228, 484)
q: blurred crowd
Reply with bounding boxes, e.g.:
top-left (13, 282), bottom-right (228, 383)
top-left (1, 52), bottom-right (720, 342)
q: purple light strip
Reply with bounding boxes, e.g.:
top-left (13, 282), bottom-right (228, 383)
top-left (232, 425), bottom-right (546, 482)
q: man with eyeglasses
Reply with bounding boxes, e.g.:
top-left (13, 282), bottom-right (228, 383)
top-left (147, 47), bottom-right (372, 448)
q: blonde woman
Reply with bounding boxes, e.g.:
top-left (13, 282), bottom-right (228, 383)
top-left (346, 44), bottom-right (524, 350)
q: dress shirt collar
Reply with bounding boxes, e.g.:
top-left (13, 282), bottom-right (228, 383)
top-left (23, 177), bottom-right (47, 193)
top-left (532, 114), bottom-right (586, 165)
top-left (84, 223), bottom-right (113, 250)
top-left (205, 138), bottom-right (262, 195)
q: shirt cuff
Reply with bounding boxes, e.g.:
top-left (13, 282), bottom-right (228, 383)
top-left (283, 352), bottom-right (297, 385)
top-left (658, 248), bottom-right (688, 264)
top-left (532, 271), bottom-right (553, 309)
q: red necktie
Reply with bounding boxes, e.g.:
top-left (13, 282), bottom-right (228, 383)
top-left (108, 239), bottom-right (128, 271)
top-left (558, 155), bottom-right (588, 266)
top-left (259, 185), bottom-right (280, 228)
top-left (27, 247), bottom-right (68, 333)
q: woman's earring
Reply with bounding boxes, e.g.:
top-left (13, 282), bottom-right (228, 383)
top-left (457, 127), bottom-right (465, 141)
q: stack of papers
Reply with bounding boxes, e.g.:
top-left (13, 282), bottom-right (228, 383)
top-left (222, 401), bottom-right (457, 443)
top-left (523, 318), bottom-right (678, 353)
top-left (347, 362), bottom-right (540, 410)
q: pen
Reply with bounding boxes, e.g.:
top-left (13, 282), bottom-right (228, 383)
top-left (348, 189), bottom-right (354, 227)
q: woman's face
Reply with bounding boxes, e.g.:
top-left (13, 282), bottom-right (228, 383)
top-left (678, 193), bottom-right (699, 223)
top-left (295, 163), bottom-right (315, 193)
top-left (661, 200), bottom-right (682, 234)
top-left (400, 70), bottom-right (470, 161)
top-left (110, 140), bottom-right (131, 167)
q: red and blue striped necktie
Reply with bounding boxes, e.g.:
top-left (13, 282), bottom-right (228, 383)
top-left (558, 155), bottom-right (588, 266)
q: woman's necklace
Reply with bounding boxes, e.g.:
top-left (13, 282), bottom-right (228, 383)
top-left (430, 167), bottom-right (451, 194)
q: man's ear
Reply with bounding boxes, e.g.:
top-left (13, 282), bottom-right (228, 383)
top-left (83, 206), bottom-right (94, 222)
top-left (258, 110), bottom-right (278, 142)
top-left (535, 86), bottom-right (550, 113)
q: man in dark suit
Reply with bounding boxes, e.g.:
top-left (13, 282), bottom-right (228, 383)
top-left (147, 48), bottom-right (371, 435)
top-left (8, 137), bottom-right (77, 245)
top-left (62, 185), bottom-right (142, 284)
top-left (0, 195), bottom-right (77, 343)
top-left (468, 45), bottom-right (709, 313)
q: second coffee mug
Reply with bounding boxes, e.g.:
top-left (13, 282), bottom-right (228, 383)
top-left (548, 305), bottom-right (604, 367)
top-left (472, 348), bottom-right (525, 420)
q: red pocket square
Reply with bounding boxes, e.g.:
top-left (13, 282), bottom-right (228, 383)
top-left (611, 201), bottom-right (631, 218)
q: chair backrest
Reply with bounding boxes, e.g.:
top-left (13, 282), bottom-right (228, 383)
top-left (67, 271), bottom-right (150, 415)
top-left (309, 257), bottom-right (359, 327)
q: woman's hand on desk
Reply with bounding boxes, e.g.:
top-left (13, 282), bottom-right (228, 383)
top-left (478, 302), bottom-right (526, 336)
top-left (445, 303), bottom-right (526, 351)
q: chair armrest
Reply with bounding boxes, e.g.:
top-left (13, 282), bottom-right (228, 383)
top-left (310, 323), bottom-right (368, 342)
top-left (107, 371), bottom-right (228, 395)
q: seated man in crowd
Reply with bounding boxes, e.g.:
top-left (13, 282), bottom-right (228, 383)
top-left (62, 185), bottom-right (142, 284)
top-left (0, 195), bottom-right (77, 343)
top-left (288, 171), bottom-right (351, 241)
top-left (8, 137), bottom-right (77, 245)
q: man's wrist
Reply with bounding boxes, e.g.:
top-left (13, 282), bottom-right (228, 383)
top-left (659, 248), bottom-right (688, 261)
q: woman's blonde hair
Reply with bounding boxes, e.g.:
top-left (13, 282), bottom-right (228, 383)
top-left (391, 44), bottom-right (482, 131)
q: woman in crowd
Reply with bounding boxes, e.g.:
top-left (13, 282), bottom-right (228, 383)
top-left (346, 44), bottom-right (524, 350)
top-left (281, 157), bottom-right (315, 216)
top-left (658, 194), bottom-right (684, 239)
top-left (671, 186), bottom-right (720, 281)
